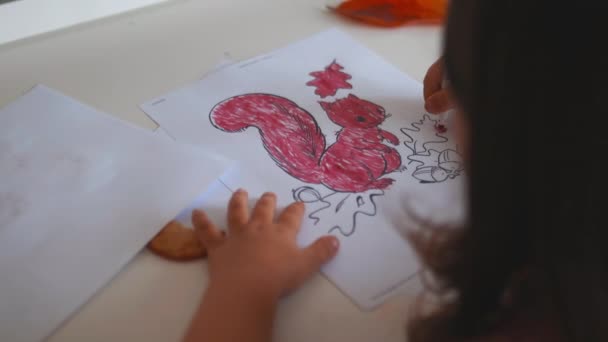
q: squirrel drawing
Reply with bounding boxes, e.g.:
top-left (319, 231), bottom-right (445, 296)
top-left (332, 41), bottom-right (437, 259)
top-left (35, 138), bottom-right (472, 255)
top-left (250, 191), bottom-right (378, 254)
top-left (210, 93), bottom-right (402, 193)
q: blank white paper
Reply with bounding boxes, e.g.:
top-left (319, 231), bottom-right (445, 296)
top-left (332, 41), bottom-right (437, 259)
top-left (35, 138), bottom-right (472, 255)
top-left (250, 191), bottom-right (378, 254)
top-left (0, 85), bottom-right (231, 342)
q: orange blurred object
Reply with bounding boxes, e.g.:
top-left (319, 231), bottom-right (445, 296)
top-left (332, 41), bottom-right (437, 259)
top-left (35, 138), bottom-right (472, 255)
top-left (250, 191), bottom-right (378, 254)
top-left (330, 0), bottom-right (447, 27)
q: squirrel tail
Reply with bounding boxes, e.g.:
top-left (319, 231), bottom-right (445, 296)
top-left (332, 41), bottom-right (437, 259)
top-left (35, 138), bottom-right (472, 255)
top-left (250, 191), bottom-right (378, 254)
top-left (210, 94), bottom-right (326, 184)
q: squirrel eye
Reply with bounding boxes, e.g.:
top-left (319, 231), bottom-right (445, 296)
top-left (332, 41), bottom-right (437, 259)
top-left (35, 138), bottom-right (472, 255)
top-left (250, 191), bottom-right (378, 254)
top-left (356, 116), bottom-right (366, 122)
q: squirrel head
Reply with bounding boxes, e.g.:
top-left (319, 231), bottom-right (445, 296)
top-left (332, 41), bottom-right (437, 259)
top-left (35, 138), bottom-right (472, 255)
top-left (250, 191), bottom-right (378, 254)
top-left (320, 94), bottom-right (387, 129)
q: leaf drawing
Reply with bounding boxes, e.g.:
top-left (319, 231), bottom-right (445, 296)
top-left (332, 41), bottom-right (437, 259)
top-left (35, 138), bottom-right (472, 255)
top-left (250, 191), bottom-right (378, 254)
top-left (306, 60), bottom-right (353, 98)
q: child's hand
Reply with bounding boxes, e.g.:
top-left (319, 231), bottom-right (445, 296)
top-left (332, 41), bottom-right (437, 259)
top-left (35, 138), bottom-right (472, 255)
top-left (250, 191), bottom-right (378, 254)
top-left (192, 189), bottom-right (339, 301)
top-left (423, 57), bottom-right (454, 114)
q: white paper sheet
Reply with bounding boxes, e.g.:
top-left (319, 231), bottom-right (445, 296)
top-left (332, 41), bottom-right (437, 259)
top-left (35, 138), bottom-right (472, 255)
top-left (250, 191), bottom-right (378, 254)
top-left (141, 29), bottom-right (465, 309)
top-left (0, 85), bottom-right (231, 342)
top-left (170, 163), bottom-right (255, 229)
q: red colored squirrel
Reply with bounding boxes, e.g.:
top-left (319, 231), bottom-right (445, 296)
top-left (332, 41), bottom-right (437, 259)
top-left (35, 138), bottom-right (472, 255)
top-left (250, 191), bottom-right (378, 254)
top-left (210, 93), bottom-right (402, 193)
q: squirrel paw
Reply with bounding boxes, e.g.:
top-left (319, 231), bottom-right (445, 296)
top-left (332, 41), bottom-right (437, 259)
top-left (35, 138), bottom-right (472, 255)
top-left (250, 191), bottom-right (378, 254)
top-left (398, 165), bottom-right (407, 172)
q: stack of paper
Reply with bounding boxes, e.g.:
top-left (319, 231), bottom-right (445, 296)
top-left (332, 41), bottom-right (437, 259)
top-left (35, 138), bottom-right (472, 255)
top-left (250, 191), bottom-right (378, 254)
top-left (140, 29), bottom-right (465, 309)
top-left (0, 85), bottom-right (232, 342)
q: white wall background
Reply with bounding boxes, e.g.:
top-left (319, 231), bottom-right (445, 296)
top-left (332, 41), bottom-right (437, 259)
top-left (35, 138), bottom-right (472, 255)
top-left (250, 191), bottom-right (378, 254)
top-left (0, 0), bottom-right (170, 45)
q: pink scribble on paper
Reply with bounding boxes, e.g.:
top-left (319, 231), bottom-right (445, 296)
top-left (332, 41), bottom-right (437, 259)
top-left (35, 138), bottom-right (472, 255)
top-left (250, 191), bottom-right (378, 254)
top-left (210, 93), bottom-right (401, 193)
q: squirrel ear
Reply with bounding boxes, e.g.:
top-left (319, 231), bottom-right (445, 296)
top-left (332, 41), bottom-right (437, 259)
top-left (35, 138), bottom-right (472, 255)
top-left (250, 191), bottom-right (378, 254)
top-left (347, 94), bottom-right (359, 99)
top-left (319, 101), bottom-right (331, 110)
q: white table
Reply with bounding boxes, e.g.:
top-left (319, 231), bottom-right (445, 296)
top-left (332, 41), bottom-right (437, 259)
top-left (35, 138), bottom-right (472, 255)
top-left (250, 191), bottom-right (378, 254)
top-left (0, 1), bottom-right (441, 341)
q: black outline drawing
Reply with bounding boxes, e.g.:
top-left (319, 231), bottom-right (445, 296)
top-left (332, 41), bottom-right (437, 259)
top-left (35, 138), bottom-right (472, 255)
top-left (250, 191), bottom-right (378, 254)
top-left (292, 186), bottom-right (383, 237)
top-left (401, 114), bottom-right (465, 184)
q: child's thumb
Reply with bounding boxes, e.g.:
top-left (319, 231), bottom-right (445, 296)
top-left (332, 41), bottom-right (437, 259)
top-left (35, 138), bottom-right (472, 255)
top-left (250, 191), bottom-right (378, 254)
top-left (301, 236), bottom-right (339, 275)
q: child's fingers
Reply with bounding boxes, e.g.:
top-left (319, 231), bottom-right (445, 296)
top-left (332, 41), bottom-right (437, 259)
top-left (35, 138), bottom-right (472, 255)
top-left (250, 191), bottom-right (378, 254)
top-left (192, 209), bottom-right (224, 250)
top-left (423, 59), bottom-right (444, 100)
top-left (227, 189), bottom-right (249, 231)
top-left (425, 89), bottom-right (452, 114)
top-left (277, 202), bottom-right (305, 234)
top-left (299, 236), bottom-right (339, 277)
top-left (250, 192), bottom-right (277, 225)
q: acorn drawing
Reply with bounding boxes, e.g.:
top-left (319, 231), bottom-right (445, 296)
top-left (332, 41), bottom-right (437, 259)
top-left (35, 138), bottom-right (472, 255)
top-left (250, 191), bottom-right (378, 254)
top-left (412, 166), bottom-right (450, 183)
top-left (412, 149), bottom-right (464, 183)
top-left (438, 149), bottom-right (463, 172)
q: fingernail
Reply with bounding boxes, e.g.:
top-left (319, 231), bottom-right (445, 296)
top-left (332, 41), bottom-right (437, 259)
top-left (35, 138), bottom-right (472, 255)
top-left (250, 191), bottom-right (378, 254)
top-left (263, 192), bottom-right (276, 198)
top-left (330, 236), bottom-right (340, 251)
top-left (235, 188), bottom-right (246, 194)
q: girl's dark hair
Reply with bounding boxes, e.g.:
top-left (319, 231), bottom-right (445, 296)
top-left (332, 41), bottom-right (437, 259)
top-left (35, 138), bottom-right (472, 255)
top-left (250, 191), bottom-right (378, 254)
top-left (407, 1), bottom-right (608, 341)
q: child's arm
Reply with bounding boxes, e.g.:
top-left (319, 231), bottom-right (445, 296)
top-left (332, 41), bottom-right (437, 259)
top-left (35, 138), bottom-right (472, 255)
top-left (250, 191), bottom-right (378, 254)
top-left (183, 282), bottom-right (276, 342)
top-left (183, 190), bottom-right (339, 342)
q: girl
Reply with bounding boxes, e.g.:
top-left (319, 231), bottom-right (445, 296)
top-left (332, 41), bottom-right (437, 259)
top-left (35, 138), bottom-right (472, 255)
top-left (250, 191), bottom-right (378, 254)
top-left (183, 1), bottom-right (608, 341)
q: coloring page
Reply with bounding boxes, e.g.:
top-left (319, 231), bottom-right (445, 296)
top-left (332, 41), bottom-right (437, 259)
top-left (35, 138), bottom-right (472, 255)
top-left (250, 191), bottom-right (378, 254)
top-left (141, 29), bottom-right (465, 309)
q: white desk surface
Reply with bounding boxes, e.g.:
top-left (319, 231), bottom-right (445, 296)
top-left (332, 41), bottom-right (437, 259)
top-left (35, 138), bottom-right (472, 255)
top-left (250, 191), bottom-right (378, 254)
top-left (0, 0), bottom-right (441, 341)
